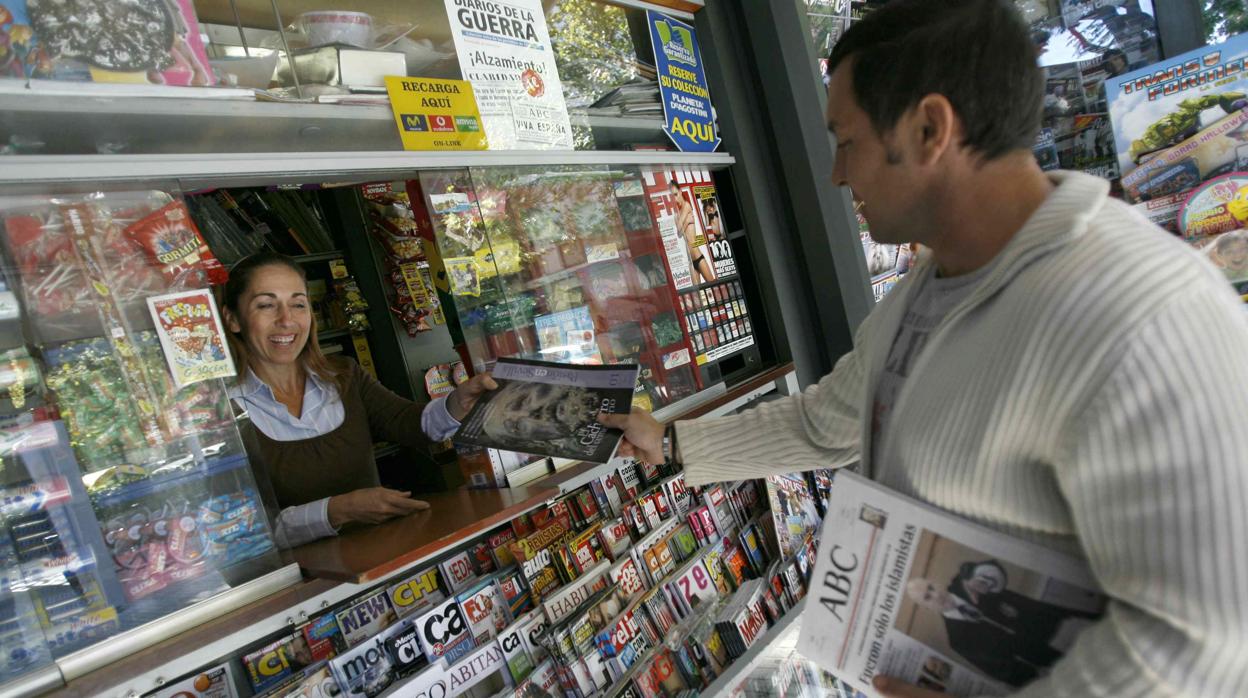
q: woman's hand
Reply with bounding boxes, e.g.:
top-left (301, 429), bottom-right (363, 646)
top-left (447, 372), bottom-right (499, 421)
top-left (597, 410), bottom-right (666, 465)
top-left (327, 487), bottom-right (430, 527)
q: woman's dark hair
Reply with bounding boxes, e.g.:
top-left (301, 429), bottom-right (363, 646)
top-left (827, 0), bottom-right (1044, 162)
top-left (219, 251), bottom-right (346, 393)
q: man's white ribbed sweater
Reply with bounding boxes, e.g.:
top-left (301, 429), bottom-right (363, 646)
top-left (680, 171), bottom-right (1248, 696)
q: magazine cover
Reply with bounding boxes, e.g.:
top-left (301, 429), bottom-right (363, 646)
top-left (335, 590), bottom-right (397, 648)
top-left (1106, 33), bottom-right (1248, 181)
top-left (641, 166), bottom-right (735, 287)
top-left (386, 566), bottom-right (444, 619)
top-left (328, 632), bottom-right (396, 698)
top-left (146, 289), bottom-right (234, 388)
top-left (452, 358), bottom-right (639, 463)
top-left (267, 661), bottom-right (338, 698)
top-left (766, 474), bottom-right (822, 559)
top-left (458, 578), bottom-right (510, 645)
top-left (414, 596), bottom-right (476, 665)
top-left (145, 662), bottom-right (236, 698)
top-left (534, 306), bottom-right (601, 365)
top-left (797, 472), bottom-right (1106, 697)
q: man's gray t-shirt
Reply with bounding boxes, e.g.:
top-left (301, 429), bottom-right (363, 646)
top-left (870, 264), bottom-right (994, 466)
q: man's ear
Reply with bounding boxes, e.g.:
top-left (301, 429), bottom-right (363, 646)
top-left (913, 93), bottom-right (957, 166)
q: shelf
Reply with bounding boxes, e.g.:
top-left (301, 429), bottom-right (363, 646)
top-left (700, 597), bottom-right (807, 698)
top-left (0, 150), bottom-right (737, 191)
top-left (89, 453), bottom-right (250, 510)
top-left (293, 251), bottom-right (344, 264)
top-left (288, 484), bottom-right (558, 583)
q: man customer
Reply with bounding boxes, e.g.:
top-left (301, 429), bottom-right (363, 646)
top-left (601, 1), bottom-right (1248, 696)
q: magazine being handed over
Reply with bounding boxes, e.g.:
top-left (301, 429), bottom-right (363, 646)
top-left (453, 358), bottom-right (639, 463)
top-left (798, 472), bottom-right (1105, 697)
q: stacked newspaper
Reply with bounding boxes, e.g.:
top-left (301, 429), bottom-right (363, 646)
top-left (798, 472), bottom-right (1105, 697)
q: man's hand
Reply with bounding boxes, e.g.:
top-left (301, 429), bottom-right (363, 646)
top-left (872, 676), bottom-right (946, 698)
top-left (328, 487), bottom-right (431, 527)
top-left (597, 410), bottom-right (666, 465)
top-left (447, 372), bottom-right (499, 421)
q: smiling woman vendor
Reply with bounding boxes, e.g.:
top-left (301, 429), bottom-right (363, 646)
top-left (221, 252), bottom-right (496, 548)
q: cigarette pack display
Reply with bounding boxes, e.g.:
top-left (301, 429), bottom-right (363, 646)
top-left (386, 565), bottom-right (445, 619)
top-left (458, 578), bottom-right (510, 645)
top-left (335, 590), bottom-right (397, 648)
top-left (328, 631), bottom-right (397, 698)
top-left (439, 549), bottom-right (478, 594)
top-left (413, 596), bottom-right (476, 664)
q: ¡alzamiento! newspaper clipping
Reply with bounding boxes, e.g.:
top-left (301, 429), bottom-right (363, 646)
top-left (798, 472), bottom-right (1106, 697)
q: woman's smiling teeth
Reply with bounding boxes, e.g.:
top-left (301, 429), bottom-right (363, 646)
top-left (270, 334), bottom-right (298, 346)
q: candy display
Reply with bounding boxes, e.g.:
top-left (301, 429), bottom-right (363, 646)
top-left (100, 489), bottom-right (272, 603)
top-left (334, 276), bottom-right (370, 333)
top-left (361, 183), bottom-right (440, 337)
top-left (3, 193), bottom-right (171, 342)
top-left (125, 201), bottom-right (226, 288)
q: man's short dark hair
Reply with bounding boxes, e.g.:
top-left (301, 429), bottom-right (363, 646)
top-left (828, 0), bottom-right (1044, 161)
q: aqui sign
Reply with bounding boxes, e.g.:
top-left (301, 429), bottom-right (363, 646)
top-left (647, 11), bottom-right (720, 152)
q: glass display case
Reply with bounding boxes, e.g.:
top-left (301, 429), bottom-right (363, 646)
top-left (0, 191), bottom-right (286, 686)
top-left (410, 163), bottom-right (758, 415)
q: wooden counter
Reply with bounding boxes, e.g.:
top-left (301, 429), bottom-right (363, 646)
top-left (290, 483), bottom-right (558, 584)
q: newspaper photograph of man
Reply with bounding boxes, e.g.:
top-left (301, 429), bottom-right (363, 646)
top-left (896, 532), bottom-right (1105, 688)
